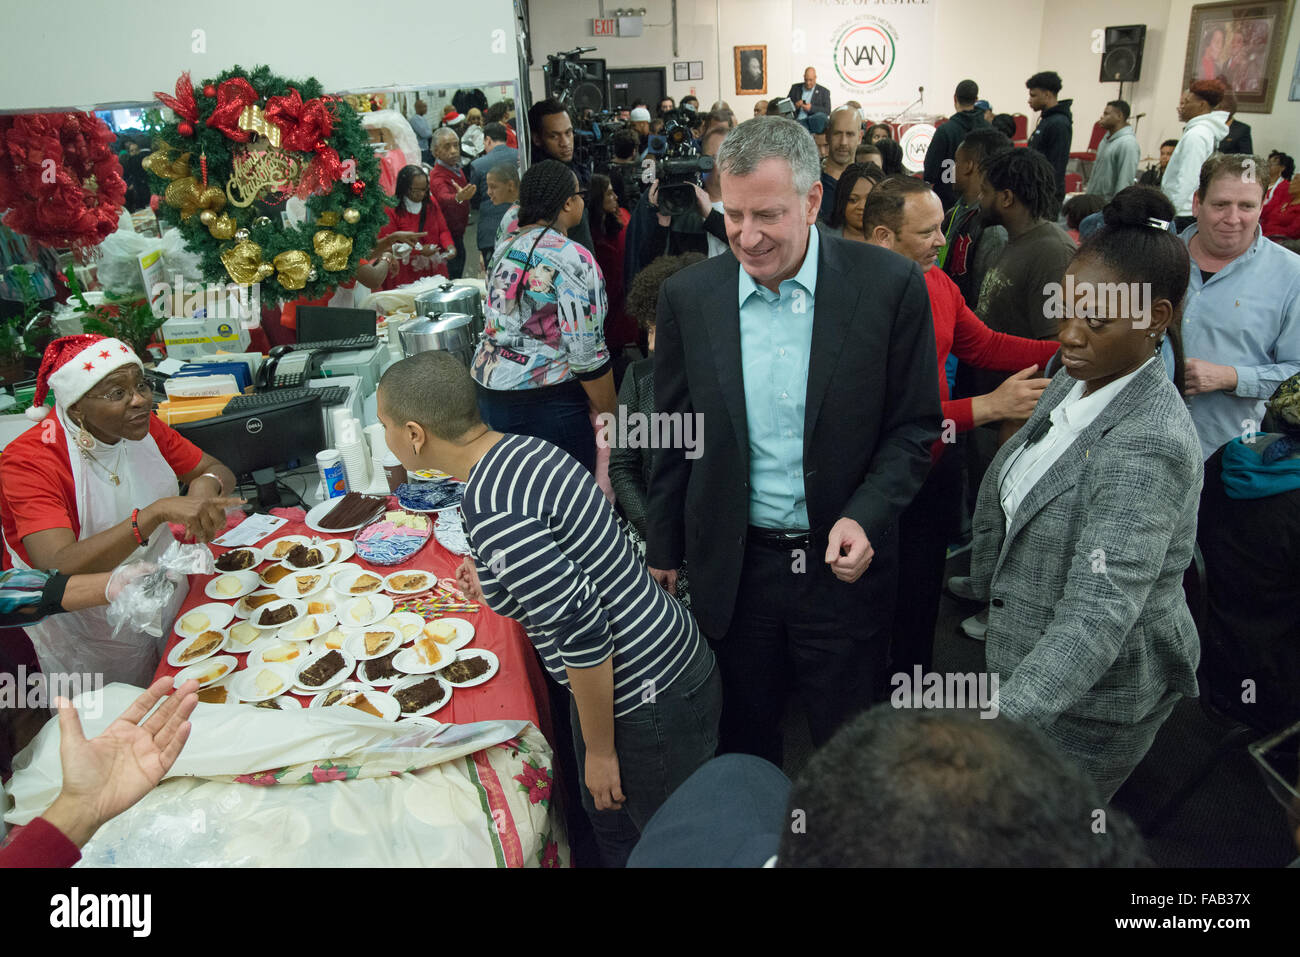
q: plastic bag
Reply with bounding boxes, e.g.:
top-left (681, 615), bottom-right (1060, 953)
top-left (106, 541), bottom-right (215, 638)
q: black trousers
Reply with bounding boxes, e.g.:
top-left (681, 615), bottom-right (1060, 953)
top-left (713, 535), bottom-right (896, 767)
top-left (447, 234), bottom-right (467, 280)
top-left (892, 448), bottom-right (963, 676)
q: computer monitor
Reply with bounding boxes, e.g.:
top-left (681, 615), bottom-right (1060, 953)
top-left (296, 306), bottom-right (378, 343)
top-left (174, 393), bottom-right (325, 508)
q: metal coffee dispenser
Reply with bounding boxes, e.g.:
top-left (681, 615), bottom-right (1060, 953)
top-left (413, 280), bottom-right (484, 341)
top-left (397, 313), bottom-right (477, 369)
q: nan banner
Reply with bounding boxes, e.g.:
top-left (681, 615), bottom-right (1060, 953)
top-left (794, 0), bottom-right (936, 119)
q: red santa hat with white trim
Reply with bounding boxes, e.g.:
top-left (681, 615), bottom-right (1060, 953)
top-left (25, 334), bottom-right (142, 421)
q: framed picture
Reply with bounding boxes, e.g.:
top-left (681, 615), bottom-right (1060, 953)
top-left (1291, 35), bottom-right (1300, 98)
top-left (673, 61), bottom-right (690, 82)
top-left (734, 45), bottom-right (767, 95)
top-left (1182, 0), bottom-right (1295, 113)
top-left (689, 61), bottom-right (704, 81)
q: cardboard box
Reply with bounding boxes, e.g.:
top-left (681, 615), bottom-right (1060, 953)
top-left (161, 316), bottom-right (251, 360)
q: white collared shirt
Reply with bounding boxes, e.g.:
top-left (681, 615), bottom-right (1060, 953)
top-left (999, 357), bottom-right (1157, 527)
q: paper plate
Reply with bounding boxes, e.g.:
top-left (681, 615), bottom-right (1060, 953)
top-left (248, 598), bottom-right (305, 631)
top-left (382, 569), bottom-right (435, 596)
top-left (277, 612), bottom-right (338, 642)
top-left (274, 569), bottom-right (331, 601)
top-left (167, 628), bottom-right (229, 668)
top-left (262, 535), bottom-right (313, 564)
top-left (331, 566), bottom-right (385, 597)
top-left (234, 590), bottom-right (280, 619)
top-left (439, 648), bottom-right (500, 689)
top-left (390, 673), bottom-right (453, 717)
top-left (246, 694), bottom-right (303, 711)
top-left (343, 626), bottom-right (401, 661)
top-left (338, 593), bottom-right (394, 628)
top-left (211, 545), bottom-right (264, 573)
top-left (173, 654), bottom-right (238, 690)
top-left (246, 638), bottom-right (310, 669)
top-left (174, 602), bottom-right (235, 640)
top-left (230, 662), bottom-right (297, 702)
top-left (293, 648), bottom-right (356, 693)
top-left (393, 640), bottom-right (456, 675)
top-left (311, 682), bottom-right (400, 721)
top-left (225, 620), bottom-right (264, 653)
top-left (305, 497), bottom-right (388, 534)
top-left (421, 616), bottom-right (475, 652)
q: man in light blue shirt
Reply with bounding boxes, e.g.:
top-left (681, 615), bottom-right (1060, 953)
top-left (409, 99), bottom-right (433, 163)
top-left (1085, 100), bottom-right (1140, 201)
top-left (1180, 153), bottom-right (1300, 459)
top-left (739, 220), bottom-right (819, 529)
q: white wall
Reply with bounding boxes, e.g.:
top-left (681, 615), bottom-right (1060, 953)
top-left (0, 0), bottom-right (521, 110)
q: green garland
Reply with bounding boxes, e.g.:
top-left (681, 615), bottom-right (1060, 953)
top-left (145, 64), bottom-right (390, 305)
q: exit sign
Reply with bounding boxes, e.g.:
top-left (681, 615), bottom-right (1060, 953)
top-left (593, 18), bottom-right (615, 35)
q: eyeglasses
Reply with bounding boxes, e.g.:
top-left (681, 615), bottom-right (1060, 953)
top-left (87, 381), bottom-right (153, 404)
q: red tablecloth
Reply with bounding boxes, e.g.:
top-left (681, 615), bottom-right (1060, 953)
top-left (154, 513), bottom-right (552, 739)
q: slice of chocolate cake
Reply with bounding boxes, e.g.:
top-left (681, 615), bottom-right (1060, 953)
top-left (319, 492), bottom-right (388, 530)
top-left (258, 603), bottom-right (298, 626)
top-left (299, 650), bottom-right (345, 687)
top-left (287, 544), bottom-right (325, 568)
top-left (395, 677), bottom-right (446, 713)
top-left (364, 650), bottom-right (403, 683)
top-left (215, 548), bottom-right (256, 571)
top-left (442, 656), bottom-right (491, 684)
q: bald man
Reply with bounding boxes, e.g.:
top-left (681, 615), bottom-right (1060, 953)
top-left (787, 67), bottom-right (831, 121)
top-left (818, 106), bottom-right (863, 221)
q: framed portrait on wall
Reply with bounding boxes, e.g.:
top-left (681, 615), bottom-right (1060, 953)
top-left (1182, 0), bottom-right (1295, 112)
top-left (735, 45), bottom-right (767, 95)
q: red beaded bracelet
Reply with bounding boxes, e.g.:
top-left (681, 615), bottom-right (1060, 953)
top-left (131, 507), bottom-right (148, 546)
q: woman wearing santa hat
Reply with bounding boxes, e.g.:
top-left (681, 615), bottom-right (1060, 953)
top-left (0, 335), bottom-right (239, 686)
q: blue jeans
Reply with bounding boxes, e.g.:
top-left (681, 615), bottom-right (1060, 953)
top-left (477, 384), bottom-right (596, 474)
top-left (569, 640), bottom-right (722, 867)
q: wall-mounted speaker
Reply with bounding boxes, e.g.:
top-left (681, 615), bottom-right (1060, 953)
top-left (1101, 25), bottom-right (1147, 82)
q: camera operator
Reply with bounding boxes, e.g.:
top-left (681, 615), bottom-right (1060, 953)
top-left (528, 98), bottom-right (596, 253)
top-left (640, 116), bottom-right (728, 263)
top-left (608, 128), bottom-right (643, 210)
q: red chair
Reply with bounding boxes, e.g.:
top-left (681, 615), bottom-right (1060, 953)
top-left (1011, 113), bottom-right (1028, 146)
top-left (1065, 172), bottom-right (1083, 194)
top-left (1069, 122), bottom-right (1107, 163)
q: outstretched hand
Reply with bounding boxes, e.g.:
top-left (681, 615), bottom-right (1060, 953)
top-left (43, 677), bottom-right (198, 847)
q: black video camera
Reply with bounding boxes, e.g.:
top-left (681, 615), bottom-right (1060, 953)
top-left (654, 108), bottom-right (712, 217)
top-left (544, 47), bottom-right (596, 105)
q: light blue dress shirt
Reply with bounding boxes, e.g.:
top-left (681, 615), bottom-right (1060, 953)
top-left (409, 113), bottom-right (432, 153)
top-left (1181, 223), bottom-right (1300, 459)
top-left (738, 224), bottom-right (819, 529)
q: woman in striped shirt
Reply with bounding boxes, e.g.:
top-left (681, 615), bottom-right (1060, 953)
top-left (377, 351), bottom-right (721, 868)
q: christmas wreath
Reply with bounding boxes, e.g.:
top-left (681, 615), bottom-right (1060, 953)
top-left (0, 112), bottom-right (126, 258)
top-left (144, 65), bottom-right (389, 305)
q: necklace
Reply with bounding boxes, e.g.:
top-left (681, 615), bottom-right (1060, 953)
top-left (79, 446), bottom-right (121, 486)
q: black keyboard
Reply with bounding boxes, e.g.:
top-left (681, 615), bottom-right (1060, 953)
top-left (285, 335), bottom-right (378, 353)
top-left (222, 386), bottom-right (351, 415)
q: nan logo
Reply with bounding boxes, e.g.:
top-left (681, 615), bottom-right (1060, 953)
top-left (832, 16), bottom-right (898, 89)
top-left (50, 887), bottom-right (151, 937)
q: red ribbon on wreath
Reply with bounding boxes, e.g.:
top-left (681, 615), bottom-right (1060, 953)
top-left (0, 112), bottom-right (126, 259)
top-left (205, 77), bottom-right (259, 142)
top-left (265, 87), bottom-right (335, 151)
top-left (153, 72), bottom-right (198, 124)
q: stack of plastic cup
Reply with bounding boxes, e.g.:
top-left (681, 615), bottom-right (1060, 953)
top-left (337, 418), bottom-right (371, 491)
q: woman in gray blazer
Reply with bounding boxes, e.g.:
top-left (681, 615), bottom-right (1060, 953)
top-left (968, 187), bottom-right (1202, 799)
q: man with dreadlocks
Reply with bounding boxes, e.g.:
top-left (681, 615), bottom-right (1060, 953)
top-left (473, 159), bottom-right (617, 476)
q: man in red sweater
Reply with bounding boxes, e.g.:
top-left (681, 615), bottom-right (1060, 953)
top-left (863, 176), bottom-right (1058, 676)
top-left (427, 128), bottom-right (478, 279)
top-left (1, 678), bottom-right (197, 867)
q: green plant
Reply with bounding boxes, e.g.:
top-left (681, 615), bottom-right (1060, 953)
top-left (0, 265), bottom-right (46, 364)
top-left (64, 267), bottom-right (164, 357)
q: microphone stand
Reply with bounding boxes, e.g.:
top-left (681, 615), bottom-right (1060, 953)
top-left (886, 87), bottom-right (925, 125)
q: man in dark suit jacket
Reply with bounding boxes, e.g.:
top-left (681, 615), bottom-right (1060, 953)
top-left (787, 67), bottom-right (832, 123)
top-left (647, 117), bottom-right (941, 765)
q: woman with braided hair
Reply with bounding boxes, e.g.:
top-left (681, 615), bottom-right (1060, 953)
top-left (378, 165), bottom-right (456, 288)
top-left (473, 159), bottom-right (616, 474)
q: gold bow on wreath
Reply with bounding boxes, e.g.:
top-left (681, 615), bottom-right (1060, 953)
top-left (313, 230), bottom-right (353, 271)
top-left (146, 145), bottom-right (230, 232)
top-left (219, 240), bottom-right (315, 290)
